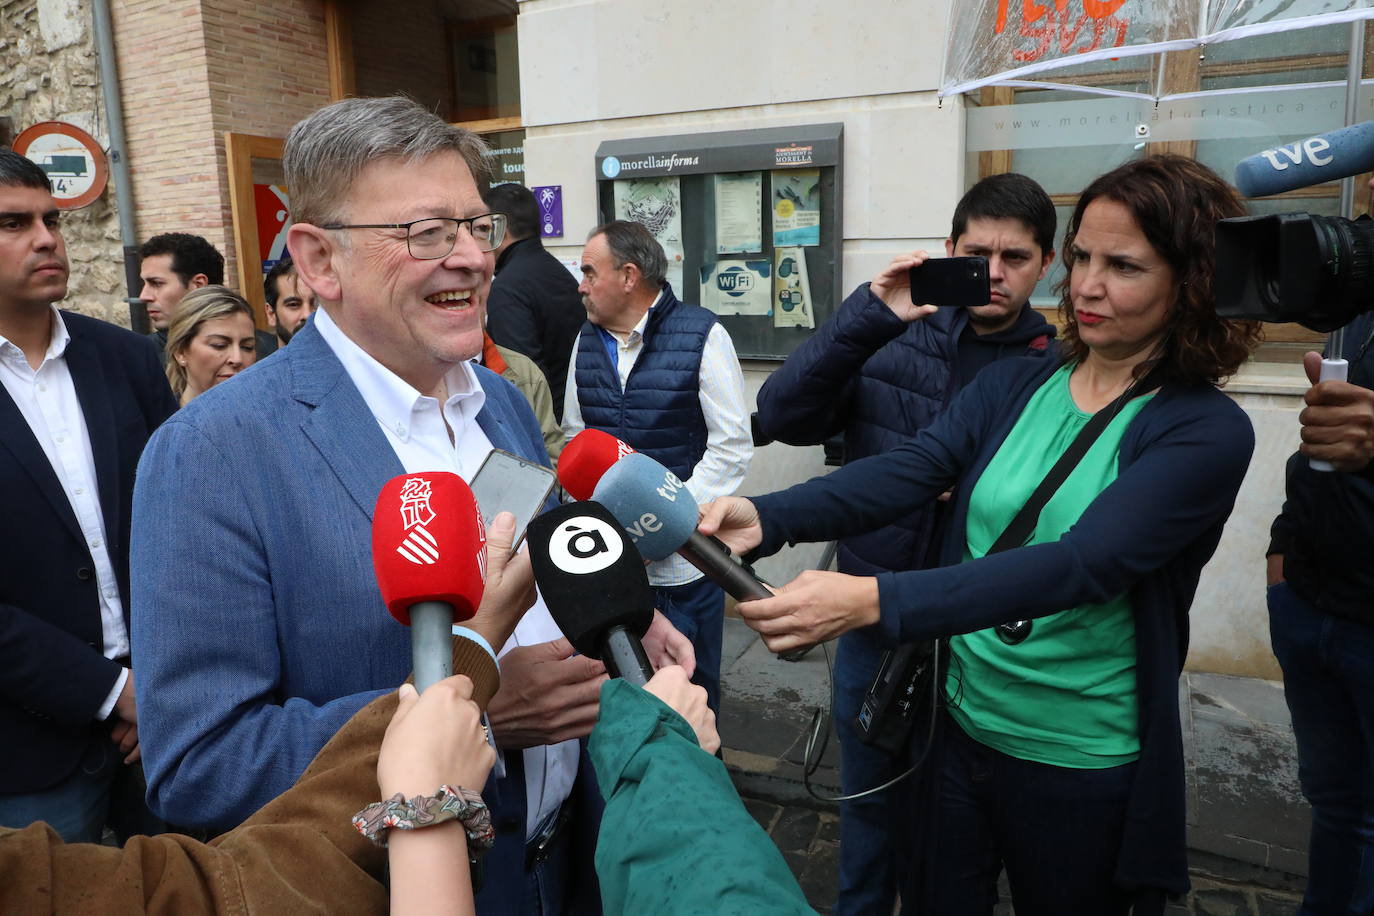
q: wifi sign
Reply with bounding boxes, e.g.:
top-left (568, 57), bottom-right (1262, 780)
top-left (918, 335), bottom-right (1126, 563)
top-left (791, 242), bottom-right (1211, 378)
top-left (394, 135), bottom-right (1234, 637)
top-left (716, 266), bottom-right (754, 297)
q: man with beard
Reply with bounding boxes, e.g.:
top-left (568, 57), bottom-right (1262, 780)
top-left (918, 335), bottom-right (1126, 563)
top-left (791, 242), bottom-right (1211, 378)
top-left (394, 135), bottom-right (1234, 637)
top-left (263, 255), bottom-right (317, 345)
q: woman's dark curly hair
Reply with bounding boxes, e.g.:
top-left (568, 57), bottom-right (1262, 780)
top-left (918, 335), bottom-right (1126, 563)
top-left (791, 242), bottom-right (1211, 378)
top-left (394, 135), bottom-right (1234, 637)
top-left (1056, 154), bottom-right (1263, 386)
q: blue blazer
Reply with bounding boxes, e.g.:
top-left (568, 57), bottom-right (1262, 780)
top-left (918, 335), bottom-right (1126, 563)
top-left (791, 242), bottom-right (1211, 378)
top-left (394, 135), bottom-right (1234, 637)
top-left (130, 321), bottom-right (603, 895)
top-left (0, 312), bottom-right (176, 792)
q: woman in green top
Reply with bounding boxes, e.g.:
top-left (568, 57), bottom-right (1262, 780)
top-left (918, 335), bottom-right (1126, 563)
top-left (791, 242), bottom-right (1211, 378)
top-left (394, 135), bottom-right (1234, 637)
top-left (702, 155), bottom-right (1263, 914)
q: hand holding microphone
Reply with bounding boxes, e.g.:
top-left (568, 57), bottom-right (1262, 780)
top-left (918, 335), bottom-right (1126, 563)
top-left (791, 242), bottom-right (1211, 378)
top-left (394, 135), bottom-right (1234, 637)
top-left (644, 666), bottom-right (720, 754)
top-left (733, 569), bottom-right (882, 656)
top-left (464, 511), bottom-right (536, 652)
top-left (1299, 350), bottom-right (1374, 473)
top-left (378, 676), bottom-right (495, 800)
top-left (696, 496), bottom-right (765, 558)
top-left (697, 496), bottom-right (882, 654)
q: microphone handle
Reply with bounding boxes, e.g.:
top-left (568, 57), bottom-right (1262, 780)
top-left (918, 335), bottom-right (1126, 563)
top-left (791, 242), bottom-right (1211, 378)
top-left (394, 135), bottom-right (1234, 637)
top-left (602, 625), bottom-right (654, 686)
top-left (1310, 358), bottom-right (1349, 473)
top-left (411, 600), bottom-right (455, 693)
top-left (680, 530), bottom-right (773, 601)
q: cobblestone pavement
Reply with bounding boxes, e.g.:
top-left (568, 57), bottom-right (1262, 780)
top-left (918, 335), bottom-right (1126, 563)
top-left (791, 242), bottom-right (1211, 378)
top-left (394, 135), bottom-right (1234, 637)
top-left (733, 786), bottom-right (1307, 915)
top-left (720, 619), bottom-right (1308, 915)
top-left (740, 795), bottom-right (840, 914)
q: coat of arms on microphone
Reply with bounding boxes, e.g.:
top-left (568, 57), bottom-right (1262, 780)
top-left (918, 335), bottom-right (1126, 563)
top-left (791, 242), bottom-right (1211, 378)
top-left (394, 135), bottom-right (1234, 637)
top-left (396, 478), bottom-right (439, 565)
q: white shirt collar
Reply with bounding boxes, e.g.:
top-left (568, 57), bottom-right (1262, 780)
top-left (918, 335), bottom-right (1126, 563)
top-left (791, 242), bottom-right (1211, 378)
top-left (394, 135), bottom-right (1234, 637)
top-left (612, 289), bottom-right (664, 346)
top-left (312, 306), bottom-right (485, 443)
top-left (0, 304), bottom-right (70, 365)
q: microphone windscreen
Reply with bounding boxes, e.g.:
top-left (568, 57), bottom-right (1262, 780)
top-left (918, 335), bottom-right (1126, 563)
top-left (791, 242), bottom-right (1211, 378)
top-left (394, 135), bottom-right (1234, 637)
top-left (526, 501), bottom-right (654, 659)
top-left (1234, 121), bottom-right (1374, 198)
top-left (372, 472), bottom-right (486, 626)
top-left (558, 429), bottom-right (636, 500)
top-left (590, 452), bottom-right (698, 562)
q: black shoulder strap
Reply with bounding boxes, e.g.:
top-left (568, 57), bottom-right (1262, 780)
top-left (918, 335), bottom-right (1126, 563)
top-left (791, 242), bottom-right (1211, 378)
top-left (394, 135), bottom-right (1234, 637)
top-left (987, 366), bottom-right (1162, 556)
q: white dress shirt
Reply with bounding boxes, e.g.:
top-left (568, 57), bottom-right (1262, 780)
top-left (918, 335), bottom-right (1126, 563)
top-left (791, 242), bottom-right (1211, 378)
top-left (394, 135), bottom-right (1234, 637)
top-left (0, 306), bottom-right (128, 719)
top-left (562, 292), bottom-right (754, 586)
top-left (315, 308), bottom-right (577, 839)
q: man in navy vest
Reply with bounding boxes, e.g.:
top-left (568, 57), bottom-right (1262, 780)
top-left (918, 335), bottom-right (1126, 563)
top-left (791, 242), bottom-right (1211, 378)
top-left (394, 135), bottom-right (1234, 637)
top-left (754, 173), bottom-right (1058, 916)
top-left (563, 221), bottom-right (752, 714)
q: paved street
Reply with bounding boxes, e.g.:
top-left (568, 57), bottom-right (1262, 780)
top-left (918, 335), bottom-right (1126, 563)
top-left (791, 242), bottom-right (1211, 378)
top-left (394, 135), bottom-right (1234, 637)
top-left (718, 618), bottom-right (1309, 916)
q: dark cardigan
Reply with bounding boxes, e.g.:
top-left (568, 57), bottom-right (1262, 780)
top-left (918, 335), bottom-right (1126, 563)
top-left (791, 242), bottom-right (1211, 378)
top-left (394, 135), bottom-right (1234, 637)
top-left (751, 354), bottom-right (1255, 897)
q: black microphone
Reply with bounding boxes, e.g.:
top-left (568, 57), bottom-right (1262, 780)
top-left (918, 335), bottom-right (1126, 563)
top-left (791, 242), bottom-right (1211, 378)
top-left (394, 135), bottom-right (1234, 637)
top-left (526, 501), bottom-right (655, 685)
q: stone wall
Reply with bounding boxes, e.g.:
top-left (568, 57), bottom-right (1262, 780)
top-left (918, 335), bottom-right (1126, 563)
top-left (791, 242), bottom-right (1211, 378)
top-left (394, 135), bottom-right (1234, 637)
top-left (1, 0), bottom-right (126, 324)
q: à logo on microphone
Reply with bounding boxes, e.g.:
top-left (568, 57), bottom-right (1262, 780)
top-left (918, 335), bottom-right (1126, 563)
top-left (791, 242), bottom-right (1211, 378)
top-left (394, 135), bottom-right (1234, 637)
top-left (549, 516), bottom-right (623, 574)
top-left (396, 477), bottom-right (439, 566)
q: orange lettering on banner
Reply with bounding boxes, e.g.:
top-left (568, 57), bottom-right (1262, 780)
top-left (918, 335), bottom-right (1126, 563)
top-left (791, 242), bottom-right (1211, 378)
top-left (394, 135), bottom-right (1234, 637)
top-left (990, 0), bottom-right (1130, 63)
top-left (1082, 0), bottom-right (1127, 17)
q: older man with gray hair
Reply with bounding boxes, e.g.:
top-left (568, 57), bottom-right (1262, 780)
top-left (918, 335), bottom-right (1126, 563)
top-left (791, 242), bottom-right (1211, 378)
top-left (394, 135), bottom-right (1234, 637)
top-left (564, 220), bottom-right (753, 716)
top-left (132, 97), bottom-right (689, 913)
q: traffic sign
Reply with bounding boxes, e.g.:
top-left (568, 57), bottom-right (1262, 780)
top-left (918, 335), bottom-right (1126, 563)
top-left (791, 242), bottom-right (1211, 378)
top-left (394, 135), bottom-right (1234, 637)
top-left (13, 121), bottom-right (110, 210)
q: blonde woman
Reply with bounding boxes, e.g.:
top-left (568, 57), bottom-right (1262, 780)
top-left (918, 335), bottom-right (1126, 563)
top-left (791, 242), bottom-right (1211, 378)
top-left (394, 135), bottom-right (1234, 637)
top-left (164, 285), bottom-right (257, 405)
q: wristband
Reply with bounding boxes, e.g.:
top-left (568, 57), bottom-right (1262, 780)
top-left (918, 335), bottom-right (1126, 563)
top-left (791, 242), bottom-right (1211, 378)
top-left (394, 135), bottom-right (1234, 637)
top-left (352, 784), bottom-right (495, 853)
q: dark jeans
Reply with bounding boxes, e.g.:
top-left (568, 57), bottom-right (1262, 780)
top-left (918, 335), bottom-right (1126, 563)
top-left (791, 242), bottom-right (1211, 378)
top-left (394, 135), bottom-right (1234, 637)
top-left (653, 576), bottom-right (725, 715)
top-left (929, 712), bottom-right (1137, 916)
top-left (0, 733), bottom-right (163, 844)
top-left (1269, 581), bottom-right (1374, 915)
top-left (832, 629), bottom-right (913, 915)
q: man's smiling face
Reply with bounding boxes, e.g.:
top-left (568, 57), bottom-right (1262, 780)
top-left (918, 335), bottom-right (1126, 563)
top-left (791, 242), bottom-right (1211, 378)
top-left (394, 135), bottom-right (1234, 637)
top-left (327, 151), bottom-right (491, 393)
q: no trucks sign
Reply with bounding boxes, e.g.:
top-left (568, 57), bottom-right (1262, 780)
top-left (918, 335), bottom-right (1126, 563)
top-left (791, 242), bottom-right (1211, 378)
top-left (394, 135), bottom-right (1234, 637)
top-left (13, 121), bottom-right (110, 210)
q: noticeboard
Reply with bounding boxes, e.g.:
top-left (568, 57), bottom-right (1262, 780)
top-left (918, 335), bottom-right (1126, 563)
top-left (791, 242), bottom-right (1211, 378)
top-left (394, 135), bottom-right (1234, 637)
top-left (595, 123), bottom-right (843, 361)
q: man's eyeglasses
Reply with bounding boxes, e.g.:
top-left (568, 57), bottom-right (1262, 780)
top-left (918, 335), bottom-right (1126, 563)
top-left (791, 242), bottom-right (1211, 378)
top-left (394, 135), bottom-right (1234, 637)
top-left (322, 213), bottom-right (507, 259)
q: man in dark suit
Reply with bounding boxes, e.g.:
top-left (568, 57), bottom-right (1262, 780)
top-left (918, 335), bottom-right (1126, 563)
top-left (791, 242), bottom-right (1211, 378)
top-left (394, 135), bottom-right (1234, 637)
top-left (483, 183), bottom-right (585, 421)
top-left (0, 150), bottom-right (178, 842)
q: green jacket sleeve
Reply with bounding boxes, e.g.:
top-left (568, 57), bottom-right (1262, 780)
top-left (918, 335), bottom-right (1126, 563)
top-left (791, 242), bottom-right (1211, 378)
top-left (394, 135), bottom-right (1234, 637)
top-left (588, 680), bottom-right (815, 915)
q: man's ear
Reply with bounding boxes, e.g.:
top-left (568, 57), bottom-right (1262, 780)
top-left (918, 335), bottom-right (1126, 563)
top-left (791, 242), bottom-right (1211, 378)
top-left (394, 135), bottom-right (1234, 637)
top-left (1039, 248), bottom-right (1055, 281)
top-left (264, 303), bottom-right (278, 328)
top-left (623, 262), bottom-right (641, 294)
top-left (288, 224), bottom-right (342, 304)
top-left (189, 273), bottom-right (210, 290)
top-left (944, 238), bottom-right (956, 258)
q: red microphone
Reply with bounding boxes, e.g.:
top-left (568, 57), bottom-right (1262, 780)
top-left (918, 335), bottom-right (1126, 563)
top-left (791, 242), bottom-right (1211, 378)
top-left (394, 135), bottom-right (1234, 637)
top-left (372, 472), bottom-right (487, 691)
top-left (559, 429), bottom-right (636, 500)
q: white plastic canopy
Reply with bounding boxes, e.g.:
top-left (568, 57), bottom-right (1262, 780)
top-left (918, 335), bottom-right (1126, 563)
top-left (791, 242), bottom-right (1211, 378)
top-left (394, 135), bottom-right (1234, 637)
top-left (941, 0), bottom-right (1374, 101)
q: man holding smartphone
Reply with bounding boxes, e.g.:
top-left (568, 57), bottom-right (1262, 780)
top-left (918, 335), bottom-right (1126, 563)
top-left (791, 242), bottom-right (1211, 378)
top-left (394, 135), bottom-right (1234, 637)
top-left (754, 172), bottom-right (1058, 916)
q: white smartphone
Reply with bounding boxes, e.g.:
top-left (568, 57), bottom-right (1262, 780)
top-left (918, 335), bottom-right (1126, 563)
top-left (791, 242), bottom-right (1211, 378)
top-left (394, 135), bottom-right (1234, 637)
top-left (469, 448), bottom-right (557, 549)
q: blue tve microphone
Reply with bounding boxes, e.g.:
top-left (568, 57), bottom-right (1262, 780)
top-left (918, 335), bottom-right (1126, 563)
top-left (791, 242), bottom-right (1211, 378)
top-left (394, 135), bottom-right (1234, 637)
top-left (1234, 121), bottom-right (1374, 198)
top-left (590, 452), bottom-right (773, 602)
